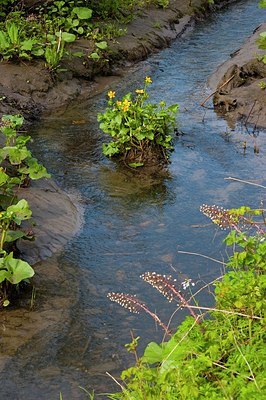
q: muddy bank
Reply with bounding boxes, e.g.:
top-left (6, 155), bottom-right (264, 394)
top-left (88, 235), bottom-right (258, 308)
top-left (0, 0), bottom-right (235, 122)
top-left (18, 179), bottom-right (84, 265)
top-left (0, 179), bottom-right (83, 377)
top-left (208, 23), bottom-right (266, 128)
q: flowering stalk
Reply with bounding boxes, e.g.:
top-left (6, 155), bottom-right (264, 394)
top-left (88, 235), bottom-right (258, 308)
top-left (140, 272), bottom-right (199, 322)
top-left (107, 292), bottom-right (171, 335)
top-left (200, 204), bottom-right (265, 234)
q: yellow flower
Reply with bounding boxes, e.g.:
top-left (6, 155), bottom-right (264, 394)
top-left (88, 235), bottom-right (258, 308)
top-left (122, 99), bottom-right (131, 112)
top-left (135, 89), bottom-right (144, 94)
top-left (145, 76), bottom-right (152, 84)
top-left (116, 101), bottom-right (122, 107)
top-left (108, 90), bottom-right (116, 99)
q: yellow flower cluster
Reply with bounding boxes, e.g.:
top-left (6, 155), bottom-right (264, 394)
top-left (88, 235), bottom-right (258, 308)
top-left (122, 99), bottom-right (131, 112)
top-left (108, 90), bottom-right (116, 99)
top-left (145, 76), bottom-right (152, 84)
top-left (135, 89), bottom-right (144, 94)
top-left (116, 99), bottom-right (131, 112)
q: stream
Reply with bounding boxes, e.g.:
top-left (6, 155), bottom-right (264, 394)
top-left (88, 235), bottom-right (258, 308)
top-left (1, 0), bottom-right (265, 399)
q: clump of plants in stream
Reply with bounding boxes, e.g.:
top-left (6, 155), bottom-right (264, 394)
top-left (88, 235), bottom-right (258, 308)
top-left (98, 77), bottom-right (179, 167)
top-left (106, 204), bottom-right (266, 399)
top-left (0, 114), bottom-right (50, 307)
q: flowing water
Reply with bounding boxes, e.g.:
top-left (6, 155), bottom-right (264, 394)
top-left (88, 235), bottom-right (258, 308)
top-left (1, 1), bottom-right (265, 399)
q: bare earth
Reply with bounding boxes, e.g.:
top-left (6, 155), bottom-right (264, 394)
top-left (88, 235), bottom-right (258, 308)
top-left (208, 23), bottom-right (266, 128)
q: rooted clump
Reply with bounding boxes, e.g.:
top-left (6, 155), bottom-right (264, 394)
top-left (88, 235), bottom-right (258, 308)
top-left (98, 77), bottom-right (179, 169)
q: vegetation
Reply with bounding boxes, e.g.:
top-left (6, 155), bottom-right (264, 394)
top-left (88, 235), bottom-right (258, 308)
top-left (0, 0), bottom-right (170, 72)
top-left (257, 0), bottom-right (266, 63)
top-left (0, 114), bottom-right (50, 307)
top-left (98, 77), bottom-right (178, 167)
top-left (106, 205), bottom-right (266, 399)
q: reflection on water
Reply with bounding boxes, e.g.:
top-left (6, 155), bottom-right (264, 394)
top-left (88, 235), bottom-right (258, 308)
top-left (1, 0), bottom-right (265, 399)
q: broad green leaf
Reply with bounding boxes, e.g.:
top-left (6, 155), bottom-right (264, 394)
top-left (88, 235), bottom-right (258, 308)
top-left (90, 52), bottom-right (100, 60)
top-left (61, 32), bottom-right (76, 43)
top-left (142, 342), bottom-right (163, 364)
top-left (0, 270), bottom-right (9, 283)
top-left (1, 126), bottom-right (16, 139)
top-left (19, 157), bottom-right (51, 180)
top-left (32, 47), bottom-right (44, 57)
top-left (4, 252), bottom-right (34, 284)
top-left (5, 230), bottom-right (29, 243)
top-left (6, 199), bottom-right (32, 224)
top-left (1, 146), bottom-right (30, 164)
top-left (21, 39), bottom-right (35, 51)
top-left (159, 359), bottom-right (178, 374)
top-left (0, 168), bottom-right (9, 185)
top-left (96, 41), bottom-right (108, 50)
top-left (7, 22), bottom-right (19, 44)
top-left (0, 31), bottom-right (9, 49)
top-left (72, 7), bottom-right (92, 20)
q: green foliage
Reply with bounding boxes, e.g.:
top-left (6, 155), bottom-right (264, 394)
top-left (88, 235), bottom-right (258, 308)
top-left (0, 252), bottom-right (34, 285)
top-left (0, 0), bottom-right (174, 69)
top-left (98, 77), bottom-right (178, 166)
top-left (107, 207), bottom-right (266, 399)
top-left (38, 1), bottom-right (93, 37)
top-left (0, 20), bottom-right (44, 61)
top-left (154, 0), bottom-right (169, 9)
top-left (258, 80), bottom-right (266, 89)
top-left (0, 0), bottom-right (15, 20)
top-left (0, 114), bottom-right (51, 306)
top-left (0, 114), bottom-right (50, 183)
top-left (257, 1), bottom-right (266, 63)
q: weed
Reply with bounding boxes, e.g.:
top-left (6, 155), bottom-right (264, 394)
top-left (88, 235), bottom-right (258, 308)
top-left (98, 77), bottom-right (178, 167)
top-left (106, 204), bottom-right (266, 398)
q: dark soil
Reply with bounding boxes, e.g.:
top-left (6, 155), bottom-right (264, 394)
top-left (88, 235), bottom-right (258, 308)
top-left (208, 23), bottom-right (266, 129)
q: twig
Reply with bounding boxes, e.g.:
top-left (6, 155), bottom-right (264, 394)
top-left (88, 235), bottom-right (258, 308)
top-left (106, 371), bottom-right (126, 392)
top-left (200, 74), bottom-right (235, 107)
top-left (244, 100), bottom-right (257, 131)
top-left (232, 333), bottom-right (259, 389)
top-left (224, 177), bottom-right (266, 189)
top-left (161, 316), bottom-right (200, 368)
top-left (181, 304), bottom-right (262, 320)
top-left (177, 250), bottom-right (226, 265)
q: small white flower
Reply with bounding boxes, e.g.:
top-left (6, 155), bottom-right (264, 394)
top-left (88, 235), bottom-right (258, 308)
top-left (181, 278), bottom-right (195, 290)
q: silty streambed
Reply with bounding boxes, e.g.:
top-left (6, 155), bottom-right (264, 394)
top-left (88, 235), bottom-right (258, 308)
top-left (0, 0), bottom-right (265, 399)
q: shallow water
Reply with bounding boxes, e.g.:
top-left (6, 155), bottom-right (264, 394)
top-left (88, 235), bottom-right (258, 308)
top-left (1, 0), bottom-right (265, 399)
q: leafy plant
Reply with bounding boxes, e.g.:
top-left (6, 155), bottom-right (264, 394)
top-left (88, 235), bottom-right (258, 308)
top-left (0, 198), bottom-right (34, 306)
top-left (44, 30), bottom-right (76, 71)
top-left (98, 77), bottom-right (178, 167)
top-left (0, 113), bottom-right (51, 307)
top-left (0, 20), bottom-right (43, 61)
top-left (106, 205), bottom-right (266, 399)
top-left (38, 1), bottom-right (93, 36)
top-left (89, 39), bottom-right (108, 60)
top-left (258, 80), bottom-right (266, 89)
top-left (257, 0), bottom-right (266, 64)
top-left (0, 114), bottom-right (50, 185)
